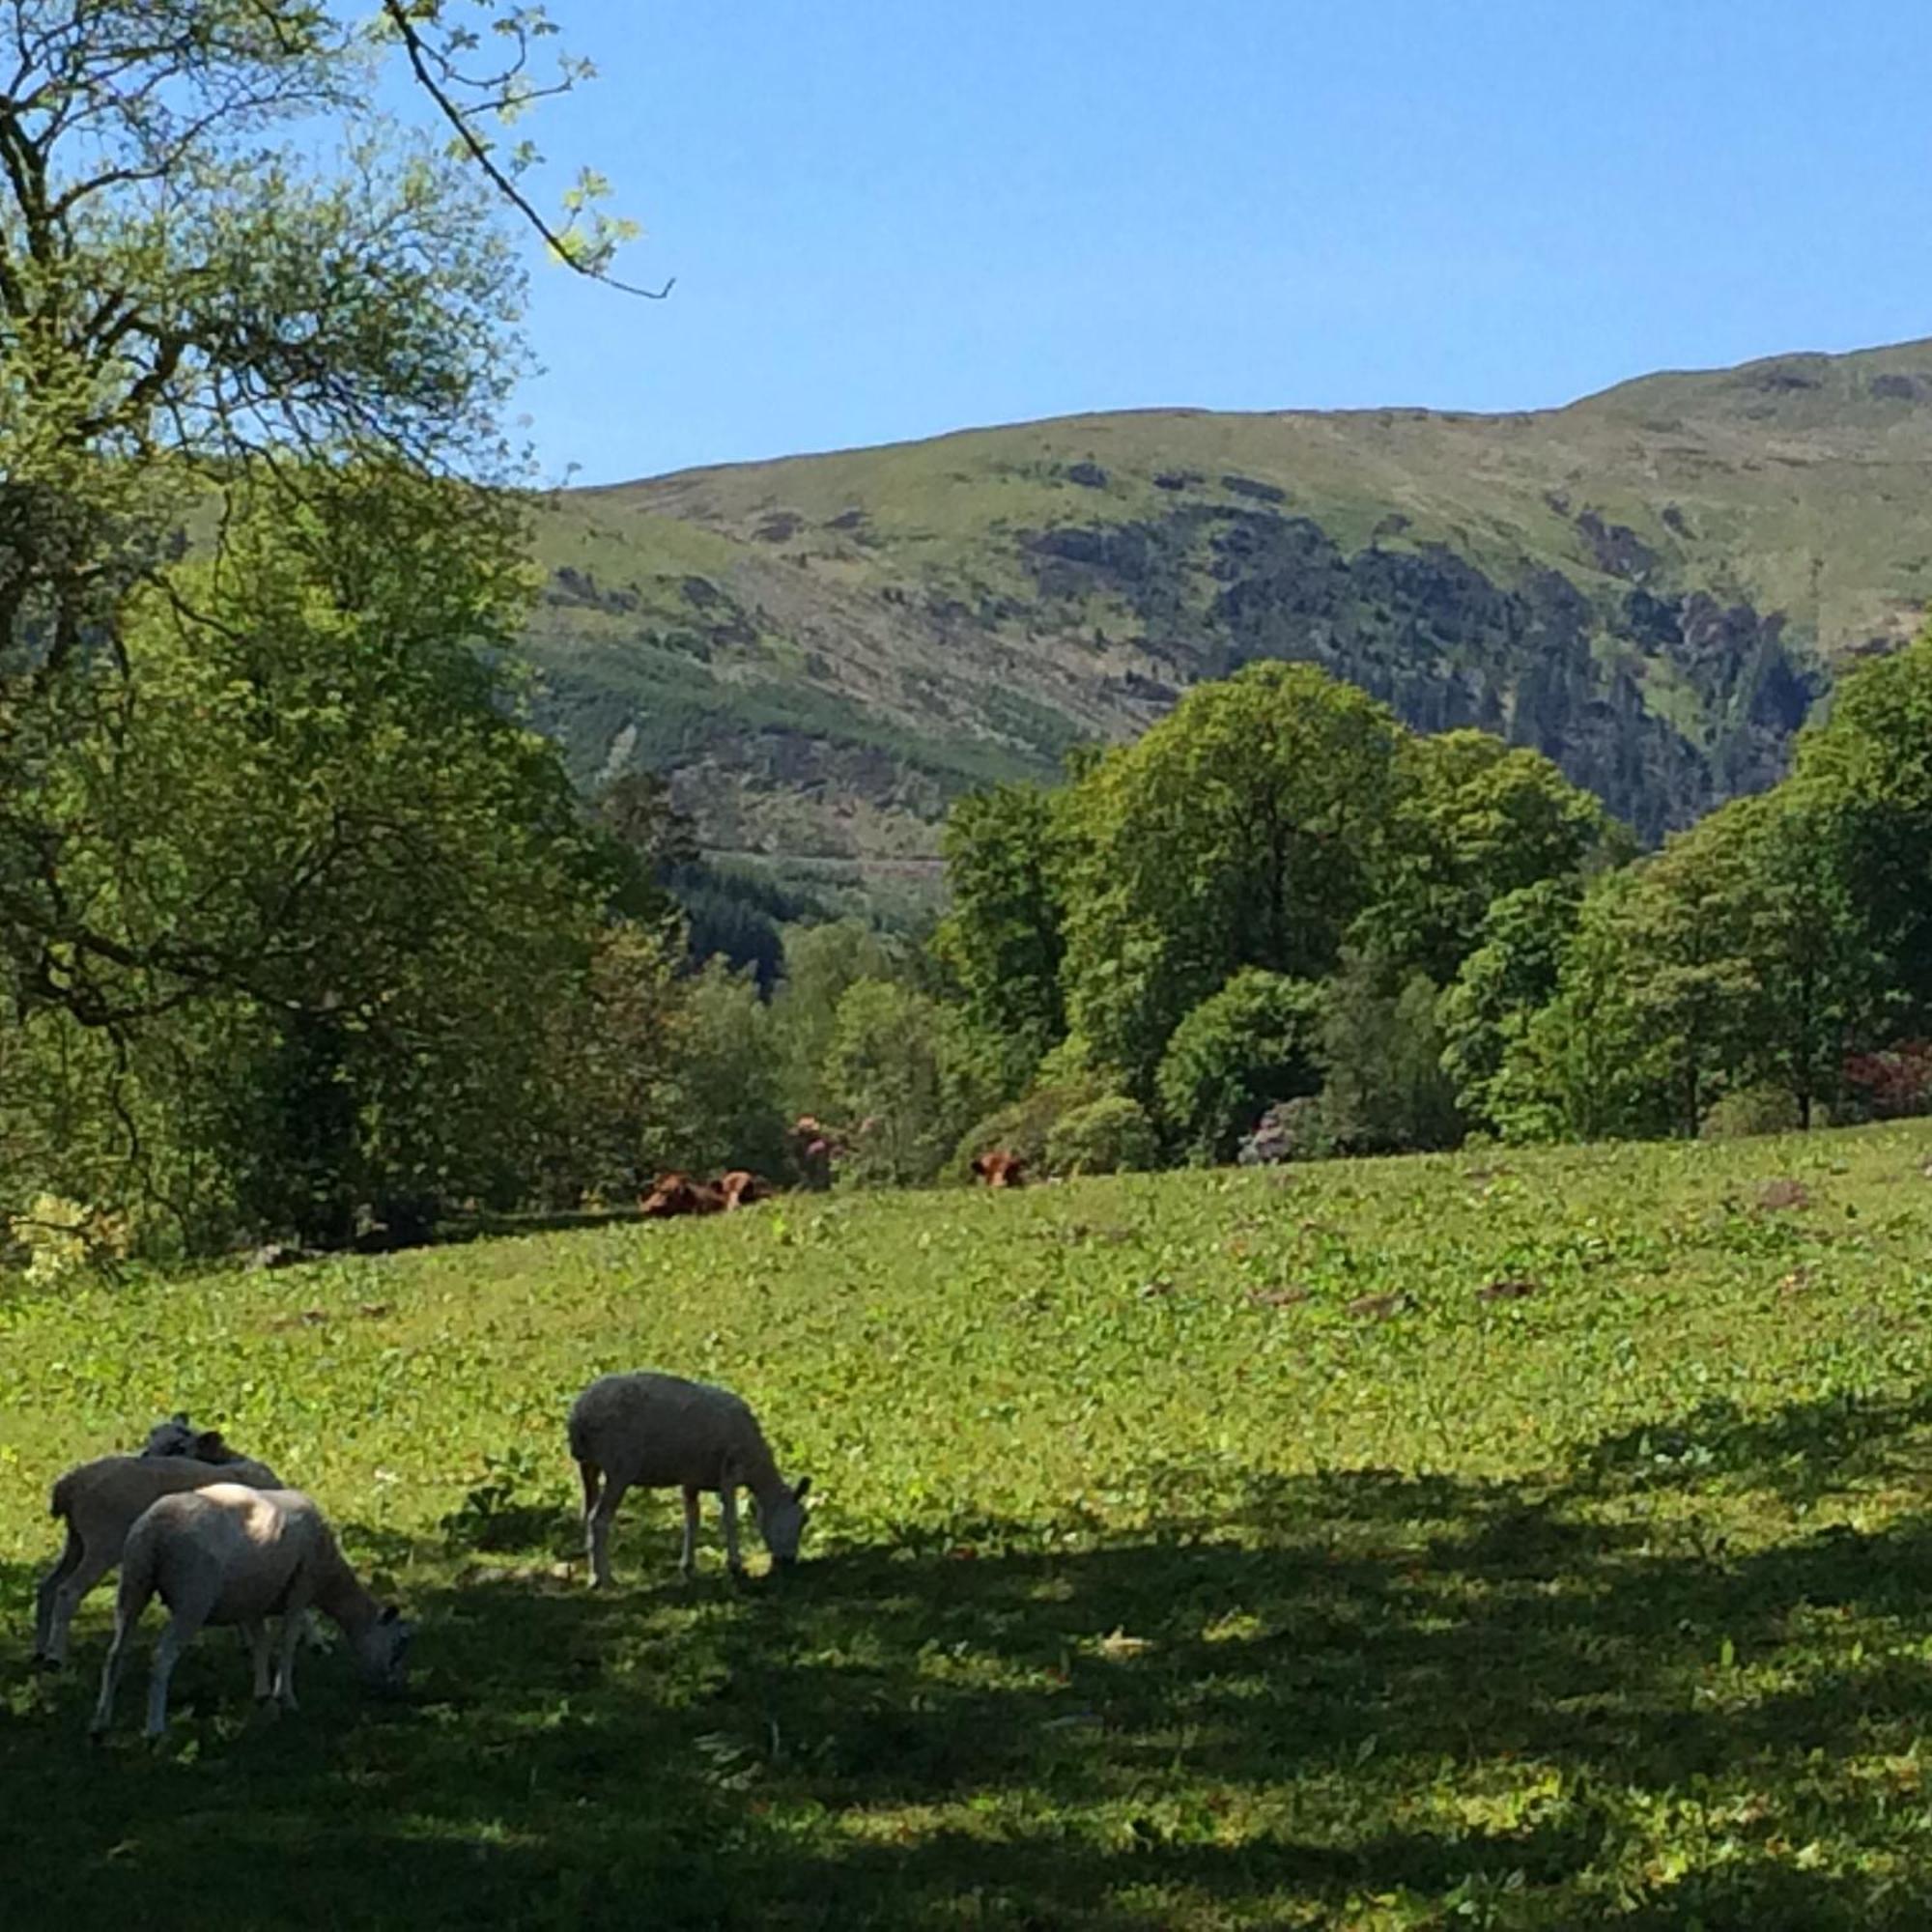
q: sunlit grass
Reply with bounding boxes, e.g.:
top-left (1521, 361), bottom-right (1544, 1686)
top-left (5, 1122), bottom-right (1932, 1926)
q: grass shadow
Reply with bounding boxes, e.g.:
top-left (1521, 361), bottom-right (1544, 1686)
top-left (8, 1388), bottom-right (1932, 1925)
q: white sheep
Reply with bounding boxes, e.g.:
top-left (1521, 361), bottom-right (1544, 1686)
top-left (567, 1371), bottom-right (810, 1585)
top-left (89, 1483), bottom-right (412, 1739)
top-left (33, 1449), bottom-right (284, 1666)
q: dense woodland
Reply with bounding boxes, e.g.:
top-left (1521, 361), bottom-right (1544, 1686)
top-left (3, 4), bottom-right (1929, 1273)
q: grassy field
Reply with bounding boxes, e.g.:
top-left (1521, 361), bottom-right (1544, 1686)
top-left (6, 1123), bottom-right (1932, 1927)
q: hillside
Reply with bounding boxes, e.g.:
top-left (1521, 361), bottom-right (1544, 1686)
top-left (9, 1122), bottom-right (1932, 1927)
top-left (524, 338), bottom-right (1932, 884)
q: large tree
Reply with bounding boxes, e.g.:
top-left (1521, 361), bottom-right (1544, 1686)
top-left (1060, 662), bottom-right (1406, 1089)
top-left (0, 3), bottom-right (647, 1243)
top-left (0, 1), bottom-right (645, 1025)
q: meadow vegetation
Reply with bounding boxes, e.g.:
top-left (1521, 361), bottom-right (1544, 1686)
top-left (6, 1122), bottom-right (1932, 1926)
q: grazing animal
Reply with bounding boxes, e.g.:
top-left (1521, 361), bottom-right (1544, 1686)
top-left (972, 1149), bottom-right (1027, 1189)
top-left (718, 1169), bottom-right (769, 1210)
top-left (35, 1450), bottom-right (284, 1667)
top-left (140, 1412), bottom-right (253, 1465)
top-left (90, 1484), bottom-right (411, 1739)
top-left (567, 1371), bottom-right (810, 1585)
top-left (790, 1115), bottom-right (840, 1191)
top-left (638, 1172), bottom-right (727, 1219)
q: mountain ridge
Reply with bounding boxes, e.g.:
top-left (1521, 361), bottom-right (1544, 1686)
top-left (524, 335), bottom-right (1932, 891)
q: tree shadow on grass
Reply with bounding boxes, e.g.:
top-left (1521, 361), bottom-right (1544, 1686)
top-left (7, 1388), bottom-right (1932, 1927)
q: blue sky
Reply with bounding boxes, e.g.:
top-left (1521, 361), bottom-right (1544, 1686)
top-left (486, 1), bottom-right (1932, 485)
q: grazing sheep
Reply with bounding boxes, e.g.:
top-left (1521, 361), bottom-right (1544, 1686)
top-left (34, 1449), bottom-right (283, 1666)
top-left (90, 1483), bottom-right (411, 1739)
top-left (140, 1411), bottom-right (253, 1465)
top-left (567, 1371), bottom-right (810, 1585)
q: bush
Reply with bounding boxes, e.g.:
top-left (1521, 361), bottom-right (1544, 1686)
top-left (1044, 1095), bottom-right (1160, 1177)
top-left (1236, 1095), bottom-right (1338, 1166)
top-left (953, 1072), bottom-right (1115, 1177)
top-left (1154, 971), bottom-right (1325, 1163)
top-left (1841, 1040), bottom-right (1932, 1121)
top-left (1700, 1085), bottom-right (1804, 1140)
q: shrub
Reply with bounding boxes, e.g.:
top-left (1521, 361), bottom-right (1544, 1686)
top-left (1044, 1095), bottom-right (1160, 1177)
top-left (1841, 1040), bottom-right (1932, 1121)
top-left (1236, 1095), bottom-right (1338, 1166)
top-left (953, 1072), bottom-right (1116, 1178)
top-left (1154, 971), bottom-right (1324, 1163)
top-left (1700, 1085), bottom-right (1804, 1140)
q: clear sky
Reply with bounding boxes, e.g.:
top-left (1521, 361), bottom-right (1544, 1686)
top-left (496, 1), bottom-right (1932, 485)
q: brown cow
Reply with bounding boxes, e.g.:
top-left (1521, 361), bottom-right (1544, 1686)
top-left (971, 1149), bottom-right (1027, 1189)
top-left (718, 1170), bottom-right (769, 1210)
top-left (790, 1116), bottom-right (840, 1192)
top-left (638, 1172), bottom-right (727, 1219)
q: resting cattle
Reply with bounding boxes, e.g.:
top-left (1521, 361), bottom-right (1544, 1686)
top-left (639, 1173), bottom-right (727, 1219)
top-left (972, 1149), bottom-right (1027, 1189)
top-left (718, 1170), bottom-right (769, 1210)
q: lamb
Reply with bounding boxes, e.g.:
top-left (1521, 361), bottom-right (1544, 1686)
top-left (34, 1446), bottom-right (284, 1666)
top-left (567, 1371), bottom-right (810, 1585)
top-left (90, 1483), bottom-right (411, 1739)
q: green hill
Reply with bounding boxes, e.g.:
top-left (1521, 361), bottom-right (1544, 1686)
top-left (525, 338), bottom-right (1932, 887)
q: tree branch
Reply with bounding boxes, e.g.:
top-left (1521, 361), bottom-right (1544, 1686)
top-left (380, 0), bottom-right (671, 301)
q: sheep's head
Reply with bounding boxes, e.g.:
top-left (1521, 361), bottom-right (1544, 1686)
top-left (140, 1412), bottom-right (240, 1461)
top-left (355, 1605), bottom-right (413, 1692)
top-left (141, 1413), bottom-right (198, 1458)
top-left (756, 1476), bottom-right (812, 1569)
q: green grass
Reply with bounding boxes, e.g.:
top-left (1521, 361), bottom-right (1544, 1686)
top-left (7, 1122), bottom-right (1932, 1927)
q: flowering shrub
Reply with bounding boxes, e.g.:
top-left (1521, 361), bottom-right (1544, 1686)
top-left (1841, 1041), bottom-right (1932, 1120)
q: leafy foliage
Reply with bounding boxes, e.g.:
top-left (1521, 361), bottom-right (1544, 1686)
top-left (1153, 970), bottom-right (1324, 1162)
top-left (932, 782), bottom-right (1070, 1095)
top-left (1040, 1094), bottom-right (1160, 1176)
top-left (823, 980), bottom-right (990, 1186)
top-left (1062, 663), bottom-right (1406, 1089)
top-left (1315, 952), bottom-right (1462, 1154)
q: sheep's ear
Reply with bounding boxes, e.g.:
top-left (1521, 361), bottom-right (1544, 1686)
top-left (171, 1410), bottom-right (191, 1427)
top-left (382, 1605), bottom-right (401, 1625)
top-left (194, 1430), bottom-right (226, 1458)
top-left (793, 1476), bottom-right (811, 1502)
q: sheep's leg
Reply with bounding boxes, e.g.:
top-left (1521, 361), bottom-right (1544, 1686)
top-left (244, 1622), bottom-right (274, 1702)
top-left (720, 1487), bottom-right (744, 1577)
top-left (270, 1603), bottom-right (309, 1713)
top-left (89, 1580), bottom-right (152, 1736)
top-left (32, 1526), bottom-right (83, 1662)
top-left (586, 1477), bottom-right (627, 1590)
top-left (142, 1610), bottom-right (204, 1740)
top-left (679, 1487), bottom-right (701, 1577)
top-left (46, 1541), bottom-right (119, 1669)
